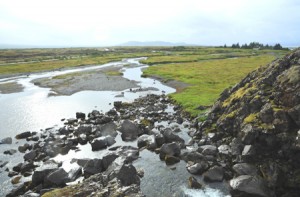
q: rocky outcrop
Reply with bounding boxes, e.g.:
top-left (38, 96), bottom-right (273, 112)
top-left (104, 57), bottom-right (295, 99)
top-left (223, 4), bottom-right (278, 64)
top-left (196, 48), bottom-right (300, 196)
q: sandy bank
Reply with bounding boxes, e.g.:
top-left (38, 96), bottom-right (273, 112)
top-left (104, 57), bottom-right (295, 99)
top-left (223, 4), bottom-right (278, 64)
top-left (32, 67), bottom-right (139, 96)
top-left (0, 82), bottom-right (24, 94)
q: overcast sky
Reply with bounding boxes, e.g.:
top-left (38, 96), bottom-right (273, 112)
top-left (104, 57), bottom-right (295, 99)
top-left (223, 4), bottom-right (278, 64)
top-left (0, 0), bottom-right (299, 47)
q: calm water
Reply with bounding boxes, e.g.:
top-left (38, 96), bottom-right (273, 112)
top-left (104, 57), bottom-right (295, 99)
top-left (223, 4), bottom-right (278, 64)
top-left (0, 58), bottom-right (174, 138)
top-left (0, 58), bottom-right (229, 196)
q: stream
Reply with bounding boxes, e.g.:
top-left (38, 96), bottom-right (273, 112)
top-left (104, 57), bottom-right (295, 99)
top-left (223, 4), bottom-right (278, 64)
top-left (0, 58), bottom-right (230, 196)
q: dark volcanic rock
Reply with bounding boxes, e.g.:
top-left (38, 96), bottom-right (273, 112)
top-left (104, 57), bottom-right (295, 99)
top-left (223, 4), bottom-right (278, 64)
top-left (187, 161), bottom-right (209, 174)
top-left (233, 163), bottom-right (258, 176)
top-left (46, 168), bottom-right (69, 186)
top-left (230, 175), bottom-right (272, 197)
top-left (4, 149), bottom-right (17, 155)
top-left (16, 131), bottom-right (32, 139)
top-left (24, 150), bottom-right (37, 161)
top-left (137, 134), bottom-right (156, 150)
top-left (32, 161), bottom-right (60, 186)
top-left (102, 153), bottom-right (119, 171)
top-left (76, 112), bottom-right (86, 119)
top-left (119, 120), bottom-right (140, 141)
top-left (76, 125), bottom-right (92, 135)
top-left (97, 122), bottom-right (118, 137)
top-left (159, 142), bottom-right (181, 160)
top-left (203, 166), bottom-right (224, 182)
top-left (161, 128), bottom-right (185, 146)
top-left (116, 164), bottom-right (140, 186)
top-left (0, 137), bottom-right (12, 144)
top-left (18, 143), bottom-right (32, 153)
top-left (6, 181), bottom-right (31, 197)
top-left (83, 159), bottom-right (102, 177)
top-left (288, 104), bottom-right (300, 127)
top-left (188, 176), bottom-right (202, 189)
top-left (165, 155), bottom-right (180, 165)
top-left (198, 145), bottom-right (217, 155)
top-left (0, 161), bottom-right (8, 168)
top-left (197, 49), bottom-right (300, 195)
top-left (181, 151), bottom-right (204, 163)
top-left (91, 136), bottom-right (116, 151)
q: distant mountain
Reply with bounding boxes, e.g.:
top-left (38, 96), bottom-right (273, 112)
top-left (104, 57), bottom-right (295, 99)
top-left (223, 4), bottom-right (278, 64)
top-left (118, 41), bottom-right (195, 47)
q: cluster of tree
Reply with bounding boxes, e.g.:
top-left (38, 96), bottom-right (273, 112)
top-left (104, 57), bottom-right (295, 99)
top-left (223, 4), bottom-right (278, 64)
top-left (224, 42), bottom-right (288, 50)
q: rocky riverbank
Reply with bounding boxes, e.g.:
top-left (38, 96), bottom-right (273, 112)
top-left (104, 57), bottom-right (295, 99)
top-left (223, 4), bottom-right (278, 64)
top-left (2, 49), bottom-right (299, 197)
top-left (2, 94), bottom-right (204, 197)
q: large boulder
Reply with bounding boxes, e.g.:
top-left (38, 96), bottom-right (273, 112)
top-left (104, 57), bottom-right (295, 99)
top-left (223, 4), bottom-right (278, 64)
top-left (97, 122), bottom-right (118, 137)
top-left (116, 146), bottom-right (139, 162)
top-left (119, 120), bottom-right (141, 141)
top-left (230, 175), bottom-right (272, 197)
top-left (32, 161), bottom-right (61, 186)
top-left (165, 155), bottom-right (180, 165)
top-left (16, 131), bottom-right (32, 139)
top-left (104, 157), bottom-right (140, 187)
top-left (187, 161), bottom-right (209, 174)
top-left (161, 128), bottom-right (185, 145)
top-left (102, 153), bottom-right (119, 170)
top-left (181, 151), bottom-right (204, 163)
top-left (198, 145), bottom-right (217, 155)
top-left (68, 165), bottom-right (82, 181)
top-left (83, 159), bottom-right (102, 177)
top-left (6, 181), bottom-right (31, 197)
top-left (75, 125), bottom-right (92, 136)
top-left (159, 142), bottom-right (181, 160)
top-left (233, 163), bottom-right (258, 176)
top-left (154, 133), bottom-right (165, 147)
top-left (117, 164), bottom-right (140, 186)
top-left (218, 144), bottom-right (231, 155)
top-left (76, 112), bottom-right (86, 119)
top-left (230, 138), bottom-right (244, 156)
top-left (91, 136), bottom-right (116, 151)
top-left (242, 145), bottom-right (256, 162)
top-left (188, 176), bottom-right (202, 189)
top-left (137, 134), bottom-right (157, 150)
top-left (203, 166), bottom-right (224, 182)
top-left (46, 168), bottom-right (69, 186)
top-left (24, 150), bottom-right (37, 162)
top-left (0, 137), bottom-right (12, 144)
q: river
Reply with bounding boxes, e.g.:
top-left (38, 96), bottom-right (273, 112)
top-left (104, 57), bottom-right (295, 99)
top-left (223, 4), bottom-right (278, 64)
top-left (0, 58), bottom-right (230, 196)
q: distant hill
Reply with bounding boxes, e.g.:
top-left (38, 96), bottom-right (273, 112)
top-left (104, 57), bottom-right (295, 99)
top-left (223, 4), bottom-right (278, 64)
top-left (118, 41), bottom-right (195, 47)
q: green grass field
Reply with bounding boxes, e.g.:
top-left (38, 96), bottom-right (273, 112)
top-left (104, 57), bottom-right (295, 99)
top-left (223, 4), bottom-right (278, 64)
top-left (142, 49), bottom-right (287, 116)
top-left (0, 46), bottom-right (288, 117)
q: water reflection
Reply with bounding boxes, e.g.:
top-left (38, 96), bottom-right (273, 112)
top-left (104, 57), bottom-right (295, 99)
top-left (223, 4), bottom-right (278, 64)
top-left (0, 58), bottom-right (175, 138)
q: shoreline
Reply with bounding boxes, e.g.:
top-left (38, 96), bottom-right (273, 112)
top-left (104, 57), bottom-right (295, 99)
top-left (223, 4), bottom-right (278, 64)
top-left (31, 67), bottom-right (139, 96)
top-left (2, 94), bottom-right (207, 197)
top-left (0, 59), bottom-right (142, 95)
top-left (0, 58), bottom-right (186, 97)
